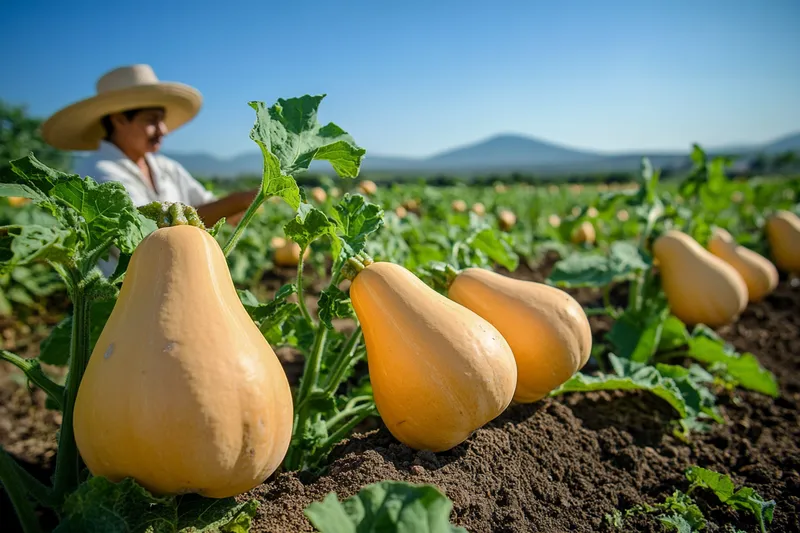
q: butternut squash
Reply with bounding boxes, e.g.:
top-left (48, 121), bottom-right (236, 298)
top-left (766, 210), bottom-right (800, 274)
top-left (394, 205), bottom-right (408, 219)
top-left (447, 268), bottom-right (592, 403)
top-left (571, 221), bottom-right (596, 245)
top-left (548, 214), bottom-right (561, 228)
top-left (451, 199), bottom-right (467, 213)
top-left (7, 196), bottom-right (30, 207)
top-left (498, 209), bottom-right (516, 231)
top-left (73, 225), bottom-right (293, 498)
top-left (348, 260), bottom-right (518, 452)
top-left (471, 202), bottom-right (486, 216)
top-left (358, 180), bottom-right (377, 196)
top-left (310, 187), bottom-right (327, 203)
top-left (273, 238), bottom-right (310, 267)
top-left (652, 230), bottom-right (748, 327)
top-left (708, 227), bottom-right (778, 303)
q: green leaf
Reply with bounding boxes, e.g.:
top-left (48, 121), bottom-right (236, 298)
top-left (658, 315), bottom-right (690, 352)
top-left (551, 355), bottom-right (689, 420)
top-left (686, 467), bottom-right (775, 532)
top-left (547, 241), bottom-right (650, 288)
top-left (39, 299), bottom-right (116, 366)
top-left (176, 496), bottom-right (259, 532)
top-left (1, 154), bottom-right (151, 263)
top-left (54, 476), bottom-right (258, 533)
top-left (0, 225), bottom-right (74, 273)
top-left (238, 285), bottom-right (301, 346)
top-left (658, 514), bottom-right (696, 533)
top-left (54, 476), bottom-right (175, 533)
top-left (248, 96), bottom-right (365, 178)
top-left (466, 227), bottom-right (518, 271)
top-left (304, 480), bottom-right (467, 533)
top-left (285, 203), bottom-right (338, 251)
top-left (607, 307), bottom-right (669, 363)
top-left (685, 337), bottom-right (779, 397)
top-left (318, 286), bottom-right (354, 330)
top-left (331, 194), bottom-right (385, 260)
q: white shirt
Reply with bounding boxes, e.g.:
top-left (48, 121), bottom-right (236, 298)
top-left (74, 140), bottom-right (217, 276)
top-left (74, 140), bottom-right (216, 207)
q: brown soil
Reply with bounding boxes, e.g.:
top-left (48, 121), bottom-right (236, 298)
top-left (1, 265), bottom-right (798, 533)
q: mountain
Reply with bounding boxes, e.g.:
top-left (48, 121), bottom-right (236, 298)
top-left (115, 130), bottom-right (800, 179)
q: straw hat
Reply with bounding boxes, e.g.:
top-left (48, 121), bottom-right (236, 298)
top-left (41, 64), bottom-right (203, 151)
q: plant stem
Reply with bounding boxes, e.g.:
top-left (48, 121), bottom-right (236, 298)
top-left (309, 403), bottom-right (375, 467)
top-left (222, 190), bottom-right (266, 256)
top-left (0, 447), bottom-right (43, 533)
top-left (52, 273), bottom-right (91, 504)
top-left (325, 395), bottom-right (373, 430)
top-left (296, 248), bottom-right (315, 327)
top-left (0, 351), bottom-right (64, 410)
top-left (320, 327), bottom-right (362, 395)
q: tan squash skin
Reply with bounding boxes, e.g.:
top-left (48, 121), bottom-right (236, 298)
top-left (349, 261), bottom-right (518, 452)
top-left (766, 210), bottom-right (800, 274)
top-left (451, 199), bottom-right (467, 213)
top-left (448, 268), bottom-right (592, 403)
top-left (498, 210), bottom-right (516, 231)
top-left (652, 230), bottom-right (748, 328)
top-left (471, 202), bottom-right (486, 216)
top-left (310, 187), bottom-right (327, 203)
top-left (73, 225), bottom-right (294, 498)
top-left (274, 240), bottom-right (310, 266)
top-left (708, 227), bottom-right (778, 303)
top-left (571, 221), bottom-right (596, 245)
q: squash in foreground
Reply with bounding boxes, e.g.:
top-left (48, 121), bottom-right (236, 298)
top-left (347, 258), bottom-right (518, 452)
top-left (766, 210), bottom-right (800, 274)
top-left (652, 230), bottom-right (748, 328)
top-left (73, 225), bottom-right (294, 498)
top-left (708, 227), bottom-right (778, 303)
top-left (446, 268), bottom-right (592, 403)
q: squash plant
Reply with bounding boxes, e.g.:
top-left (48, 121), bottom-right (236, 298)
top-left (0, 94), bottom-right (378, 532)
top-left (543, 156), bottom-right (780, 438)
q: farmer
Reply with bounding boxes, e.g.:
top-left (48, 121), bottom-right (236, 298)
top-left (41, 64), bottom-right (258, 275)
top-left (41, 64), bottom-right (257, 226)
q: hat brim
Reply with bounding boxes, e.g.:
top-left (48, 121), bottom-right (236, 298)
top-left (41, 82), bottom-right (203, 151)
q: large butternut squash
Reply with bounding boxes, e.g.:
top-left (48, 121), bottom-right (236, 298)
top-left (766, 210), bottom-right (800, 274)
top-left (652, 230), bottom-right (748, 328)
top-left (73, 225), bottom-right (293, 498)
top-left (348, 260), bottom-right (517, 452)
top-left (708, 227), bottom-right (778, 303)
top-left (447, 268), bottom-right (592, 403)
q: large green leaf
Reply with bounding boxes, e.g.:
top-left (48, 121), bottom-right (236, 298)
top-left (547, 241), bottom-right (650, 288)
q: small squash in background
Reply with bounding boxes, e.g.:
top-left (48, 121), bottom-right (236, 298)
top-left (708, 227), bottom-right (778, 303)
top-left (348, 259), bottom-right (518, 452)
top-left (451, 199), bottom-right (467, 213)
top-left (571, 221), bottom-right (596, 245)
top-left (765, 210), bottom-right (800, 274)
top-left (358, 180), bottom-right (377, 196)
top-left (652, 230), bottom-right (748, 328)
top-left (310, 187), bottom-right (327, 203)
top-left (498, 209), bottom-right (516, 231)
top-left (73, 225), bottom-right (294, 499)
top-left (471, 202), bottom-right (486, 216)
top-left (447, 268), bottom-right (592, 403)
top-left (272, 237), bottom-right (310, 267)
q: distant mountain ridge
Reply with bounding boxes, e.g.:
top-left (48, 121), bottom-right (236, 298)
top-left (123, 131), bottom-right (800, 179)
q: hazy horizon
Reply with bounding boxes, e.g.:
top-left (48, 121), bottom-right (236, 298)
top-left (2, 0), bottom-right (799, 159)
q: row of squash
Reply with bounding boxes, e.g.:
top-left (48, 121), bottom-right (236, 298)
top-left (69, 223), bottom-right (594, 500)
top-left (653, 210), bottom-right (800, 328)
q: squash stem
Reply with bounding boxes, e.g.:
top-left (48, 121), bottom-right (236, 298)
top-left (308, 403), bottom-right (376, 467)
top-left (52, 275), bottom-right (91, 504)
top-left (296, 248), bottom-right (315, 327)
top-left (222, 190), bottom-right (267, 257)
top-left (0, 447), bottom-right (43, 533)
top-left (0, 351), bottom-right (64, 410)
top-left (320, 327), bottom-right (362, 396)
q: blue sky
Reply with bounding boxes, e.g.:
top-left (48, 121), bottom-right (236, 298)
top-left (2, 0), bottom-right (799, 159)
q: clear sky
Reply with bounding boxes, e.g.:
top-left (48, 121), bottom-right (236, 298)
top-left (2, 0), bottom-right (799, 159)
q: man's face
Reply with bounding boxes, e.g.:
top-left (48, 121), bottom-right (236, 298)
top-left (111, 108), bottom-right (168, 154)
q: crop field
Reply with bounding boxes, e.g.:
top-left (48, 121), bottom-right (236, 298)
top-left (1, 95), bottom-right (799, 532)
